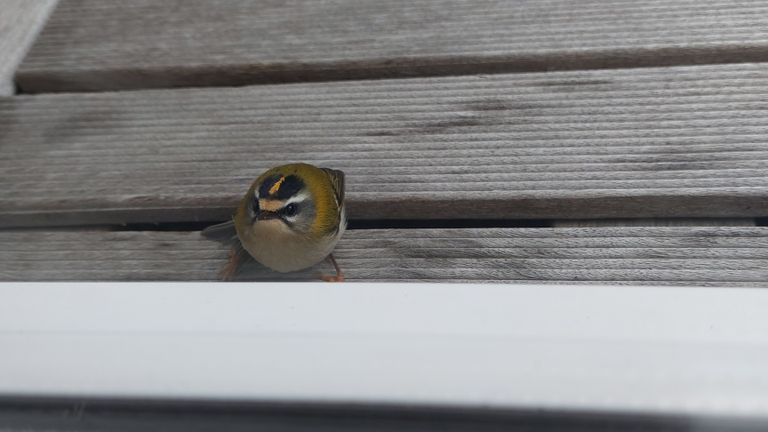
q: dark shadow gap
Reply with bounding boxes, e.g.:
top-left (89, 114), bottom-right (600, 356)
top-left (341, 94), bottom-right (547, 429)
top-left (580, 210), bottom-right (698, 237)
top-left (16, 45), bottom-right (768, 94)
top-left (1, 396), bottom-right (766, 432)
top-left (107, 219), bottom-right (553, 232)
top-left (4, 217), bottom-right (762, 233)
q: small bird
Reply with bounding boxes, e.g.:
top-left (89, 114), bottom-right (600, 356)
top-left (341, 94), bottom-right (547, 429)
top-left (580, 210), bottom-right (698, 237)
top-left (203, 163), bottom-right (346, 281)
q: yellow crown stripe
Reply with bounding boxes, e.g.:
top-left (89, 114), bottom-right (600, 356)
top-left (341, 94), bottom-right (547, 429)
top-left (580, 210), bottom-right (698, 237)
top-left (268, 176), bottom-right (286, 195)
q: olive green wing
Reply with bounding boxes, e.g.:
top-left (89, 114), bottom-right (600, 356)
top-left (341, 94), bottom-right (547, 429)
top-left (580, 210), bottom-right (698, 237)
top-left (201, 219), bottom-right (255, 281)
top-left (321, 168), bottom-right (345, 207)
top-left (201, 219), bottom-right (238, 244)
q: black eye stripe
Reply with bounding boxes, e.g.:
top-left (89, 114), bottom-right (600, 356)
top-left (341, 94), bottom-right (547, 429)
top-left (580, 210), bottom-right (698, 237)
top-left (283, 203), bottom-right (298, 216)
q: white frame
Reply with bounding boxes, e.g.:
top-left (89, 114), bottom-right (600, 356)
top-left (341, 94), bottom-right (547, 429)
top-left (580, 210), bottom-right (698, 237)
top-left (1, 282), bottom-right (767, 420)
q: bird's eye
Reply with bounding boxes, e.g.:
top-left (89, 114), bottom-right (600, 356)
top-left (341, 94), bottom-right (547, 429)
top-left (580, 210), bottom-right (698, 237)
top-left (284, 203), bottom-right (298, 216)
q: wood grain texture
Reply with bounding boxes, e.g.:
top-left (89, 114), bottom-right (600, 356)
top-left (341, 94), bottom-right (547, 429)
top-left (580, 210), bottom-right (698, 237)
top-left (0, 0), bottom-right (57, 95)
top-left (554, 218), bottom-right (757, 227)
top-left (16, 0), bottom-right (768, 92)
top-left (3, 63), bottom-right (768, 226)
top-left (1, 227), bottom-right (767, 286)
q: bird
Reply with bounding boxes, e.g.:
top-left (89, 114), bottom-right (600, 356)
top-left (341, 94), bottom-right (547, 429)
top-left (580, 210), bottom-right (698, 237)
top-left (202, 163), bottom-right (346, 282)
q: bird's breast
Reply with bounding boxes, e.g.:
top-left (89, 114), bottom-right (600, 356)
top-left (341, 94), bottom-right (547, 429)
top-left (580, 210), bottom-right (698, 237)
top-left (239, 220), bottom-right (340, 273)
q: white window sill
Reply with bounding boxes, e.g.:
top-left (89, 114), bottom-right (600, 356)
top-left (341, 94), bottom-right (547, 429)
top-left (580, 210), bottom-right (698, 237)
top-left (0, 282), bottom-right (767, 420)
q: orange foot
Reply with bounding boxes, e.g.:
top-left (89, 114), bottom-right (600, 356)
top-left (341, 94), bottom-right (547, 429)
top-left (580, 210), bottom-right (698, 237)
top-left (319, 254), bottom-right (345, 282)
top-left (320, 273), bottom-right (345, 283)
top-left (218, 246), bottom-right (242, 281)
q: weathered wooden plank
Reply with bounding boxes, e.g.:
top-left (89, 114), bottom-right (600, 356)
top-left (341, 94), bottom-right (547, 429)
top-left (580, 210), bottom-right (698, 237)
top-left (2, 64), bottom-right (768, 226)
top-left (16, 0), bottom-right (768, 92)
top-left (554, 218), bottom-right (757, 227)
top-left (0, 0), bottom-right (57, 95)
top-left (1, 227), bottom-right (767, 285)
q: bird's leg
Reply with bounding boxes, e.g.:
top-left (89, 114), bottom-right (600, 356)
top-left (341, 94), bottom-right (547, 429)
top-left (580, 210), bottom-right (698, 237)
top-left (218, 244), bottom-right (246, 281)
top-left (320, 253), bottom-right (345, 282)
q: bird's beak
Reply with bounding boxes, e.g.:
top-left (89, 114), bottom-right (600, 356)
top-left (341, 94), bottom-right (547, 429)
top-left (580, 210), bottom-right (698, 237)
top-left (256, 211), bottom-right (280, 221)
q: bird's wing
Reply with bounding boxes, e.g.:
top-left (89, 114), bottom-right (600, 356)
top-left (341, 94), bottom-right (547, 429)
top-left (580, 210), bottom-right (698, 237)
top-left (201, 219), bottom-right (238, 244)
top-left (201, 220), bottom-right (255, 280)
top-left (321, 168), bottom-right (345, 207)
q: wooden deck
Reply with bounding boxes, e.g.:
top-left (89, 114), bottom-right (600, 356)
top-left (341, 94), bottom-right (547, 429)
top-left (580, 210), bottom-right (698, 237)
top-left (3, 227), bottom-right (767, 285)
top-left (16, 0), bottom-right (768, 92)
top-left (2, 0), bottom-right (768, 285)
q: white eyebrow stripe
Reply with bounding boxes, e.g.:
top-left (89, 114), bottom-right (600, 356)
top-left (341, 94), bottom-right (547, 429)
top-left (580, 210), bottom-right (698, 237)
top-left (284, 191), bottom-right (310, 206)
